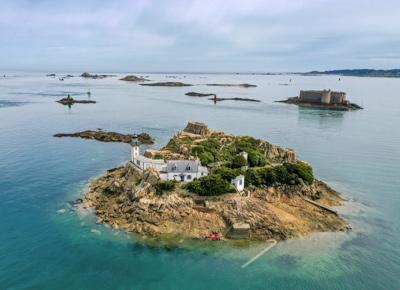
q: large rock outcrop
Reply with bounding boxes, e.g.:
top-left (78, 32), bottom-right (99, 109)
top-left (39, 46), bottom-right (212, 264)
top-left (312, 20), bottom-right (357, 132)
top-left (82, 165), bottom-right (349, 241)
top-left (183, 121), bottom-right (210, 136)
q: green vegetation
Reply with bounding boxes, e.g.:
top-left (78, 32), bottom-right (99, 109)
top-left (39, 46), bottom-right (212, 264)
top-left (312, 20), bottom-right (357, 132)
top-left (213, 167), bottom-right (241, 181)
top-left (284, 161), bottom-right (314, 184)
top-left (247, 150), bottom-right (267, 167)
top-left (162, 133), bottom-right (314, 196)
top-left (244, 161), bottom-right (314, 187)
top-left (154, 180), bottom-right (177, 196)
top-left (231, 155), bottom-right (247, 168)
top-left (153, 153), bottom-right (164, 160)
top-left (184, 175), bottom-right (235, 196)
top-left (189, 135), bottom-right (268, 169)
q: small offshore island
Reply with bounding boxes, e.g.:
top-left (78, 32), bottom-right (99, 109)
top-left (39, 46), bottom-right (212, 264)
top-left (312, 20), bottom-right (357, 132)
top-left (57, 95), bottom-right (96, 106)
top-left (278, 89), bottom-right (363, 110)
top-left (81, 122), bottom-right (349, 243)
top-left (54, 130), bottom-right (154, 144)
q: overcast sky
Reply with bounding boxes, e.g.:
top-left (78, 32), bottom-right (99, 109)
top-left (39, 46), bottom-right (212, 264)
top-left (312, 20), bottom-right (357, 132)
top-left (1, 0), bottom-right (400, 72)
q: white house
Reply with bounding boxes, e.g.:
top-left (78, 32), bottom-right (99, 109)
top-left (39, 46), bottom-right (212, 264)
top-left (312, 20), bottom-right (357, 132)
top-left (130, 138), bottom-right (208, 182)
top-left (231, 175), bottom-right (245, 192)
top-left (160, 160), bottom-right (208, 182)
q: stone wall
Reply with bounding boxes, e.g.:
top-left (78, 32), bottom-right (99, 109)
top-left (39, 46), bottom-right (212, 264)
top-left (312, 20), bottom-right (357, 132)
top-left (299, 90), bottom-right (323, 103)
top-left (331, 91), bottom-right (346, 104)
top-left (299, 90), bottom-right (346, 105)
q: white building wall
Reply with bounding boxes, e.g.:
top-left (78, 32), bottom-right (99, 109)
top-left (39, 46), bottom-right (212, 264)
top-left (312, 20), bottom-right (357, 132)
top-left (231, 175), bottom-right (245, 192)
top-left (131, 146), bottom-right (140, 162)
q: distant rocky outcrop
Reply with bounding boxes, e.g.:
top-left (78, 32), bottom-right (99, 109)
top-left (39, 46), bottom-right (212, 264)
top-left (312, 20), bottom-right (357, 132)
top-left (140, 82), bottom-right (193, 87)
top-left (81, 72), bottom-right (115, 79)
top-left (56, 97), bottom-right (96, 106)
top-left (206, 83), bottom-right (257, 88)
top-left (209, 97), bottom-right (261, 102)
top-left (185, 92), bottom-right (215, 97)
top-left (54, 130), bottom-right (154, 145)
top-left (120, 75), bottom-right (149, 82)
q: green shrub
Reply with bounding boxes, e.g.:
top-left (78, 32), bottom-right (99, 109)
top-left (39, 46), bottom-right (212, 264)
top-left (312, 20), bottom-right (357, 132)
top-left (185, 174), bottom-right (235, 196)
top-left (284, 161), bottom-right (314, 184)
top-left (245, 168), bottom-right (264, 187)
top-left (191, 145), bottom-right (204, 155)
top-left (231, 155), bottom-right (247, 168)
top-left (154, 180), bottom-right (177, 196)
top-left (214, 167), bottom-right (241, 181)
top-left (200, 140), bottom-right (221, 155)
top-left (153, 153), bottom-right (164, 160)
top-left (273, 165), bottom-right (296, 184)
top-left (235, 137), bottom-right (259, 153)
top-left (199, 151), bottom-right (214, 166)
top-left (248, 150), bottom-right (267, 167)
top-left (244, 162), bottom-right (314, 187)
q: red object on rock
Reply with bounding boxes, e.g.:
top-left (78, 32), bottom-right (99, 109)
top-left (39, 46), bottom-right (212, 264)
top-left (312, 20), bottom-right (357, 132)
top-left (205, 233), bottom-right (221, 240)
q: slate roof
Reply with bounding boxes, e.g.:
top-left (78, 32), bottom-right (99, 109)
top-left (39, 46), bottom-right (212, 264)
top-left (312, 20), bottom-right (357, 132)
top-left (166, 160), bottom-right (199, 173)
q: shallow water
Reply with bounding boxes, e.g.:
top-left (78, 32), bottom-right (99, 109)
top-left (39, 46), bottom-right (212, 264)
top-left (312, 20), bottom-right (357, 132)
top-left (0, 73), bottom-right (399, 289)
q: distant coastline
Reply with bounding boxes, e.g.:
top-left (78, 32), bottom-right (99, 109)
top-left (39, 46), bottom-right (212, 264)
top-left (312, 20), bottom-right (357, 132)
top-left (300, 69), bottom-right (400, 78)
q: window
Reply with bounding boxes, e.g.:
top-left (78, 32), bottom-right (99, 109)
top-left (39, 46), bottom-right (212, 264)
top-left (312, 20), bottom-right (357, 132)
top-left (187, 175), bottom-right (192, 180)
top-left (136, 160), bottom-right (140, 165)
top-left (239, 179), bottom-right (243, 185)
top-left (172, 164), bottom-right (177, 171)
top-left (186, 164), bottom-right (191, 171)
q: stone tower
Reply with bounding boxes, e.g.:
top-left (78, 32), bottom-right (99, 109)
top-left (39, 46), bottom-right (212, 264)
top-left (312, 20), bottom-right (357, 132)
top-left (321, 89), bottom-right (331, 105)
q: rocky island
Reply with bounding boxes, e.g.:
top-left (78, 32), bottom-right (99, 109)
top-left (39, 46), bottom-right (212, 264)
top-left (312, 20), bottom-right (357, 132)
top-left (278, 89), bottom-right (363, 110)
top-left (140, 82), bottom-right (193, 87)
top-left (56, 96), bottom-right (96, 106)
top-left (210, 97), bottom-right (261, 102)
top-left (185, 92), bottom-right (216, 97)
top-left (120, 75), bottom-right (149, 82)
top-left (206, 83), bottom-right (257, 88)
top-left (54, 130), bottom-right (154, 144)
top-left (80, 122), bottom-right (349, 243)
top-left (81, 72), bottom-right (115, 79)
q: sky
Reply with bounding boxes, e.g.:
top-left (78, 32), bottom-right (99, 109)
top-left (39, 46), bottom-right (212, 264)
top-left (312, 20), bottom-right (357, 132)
top-left (1, 0), bottom-right (400, 72)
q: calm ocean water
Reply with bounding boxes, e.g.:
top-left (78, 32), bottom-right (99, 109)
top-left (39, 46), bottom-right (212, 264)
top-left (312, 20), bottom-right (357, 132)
top-left (0, 73), bottom-right (399, 289)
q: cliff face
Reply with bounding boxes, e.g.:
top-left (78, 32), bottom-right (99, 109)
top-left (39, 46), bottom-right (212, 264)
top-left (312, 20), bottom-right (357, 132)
top-left (82, 164), bottom-right (349, 241)
top-left (259, 140), bottom-right (296, 163)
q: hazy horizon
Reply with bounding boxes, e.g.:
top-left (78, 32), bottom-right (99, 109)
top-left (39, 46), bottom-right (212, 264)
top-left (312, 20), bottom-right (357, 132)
top-left (2, 0), bottom-right (400, 72)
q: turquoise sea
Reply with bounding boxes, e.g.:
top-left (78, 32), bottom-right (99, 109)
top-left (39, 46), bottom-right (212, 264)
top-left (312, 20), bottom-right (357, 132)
top-left (0, 73), bottom-right (399, 289)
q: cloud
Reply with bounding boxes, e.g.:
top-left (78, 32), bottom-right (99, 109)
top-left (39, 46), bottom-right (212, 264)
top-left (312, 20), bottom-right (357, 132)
top-left (1, 0), bottom-right (400, 71)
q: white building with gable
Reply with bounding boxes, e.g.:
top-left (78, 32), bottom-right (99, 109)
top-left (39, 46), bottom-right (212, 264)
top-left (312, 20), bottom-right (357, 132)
top-left (130, 138), bottom-right (208, 182)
